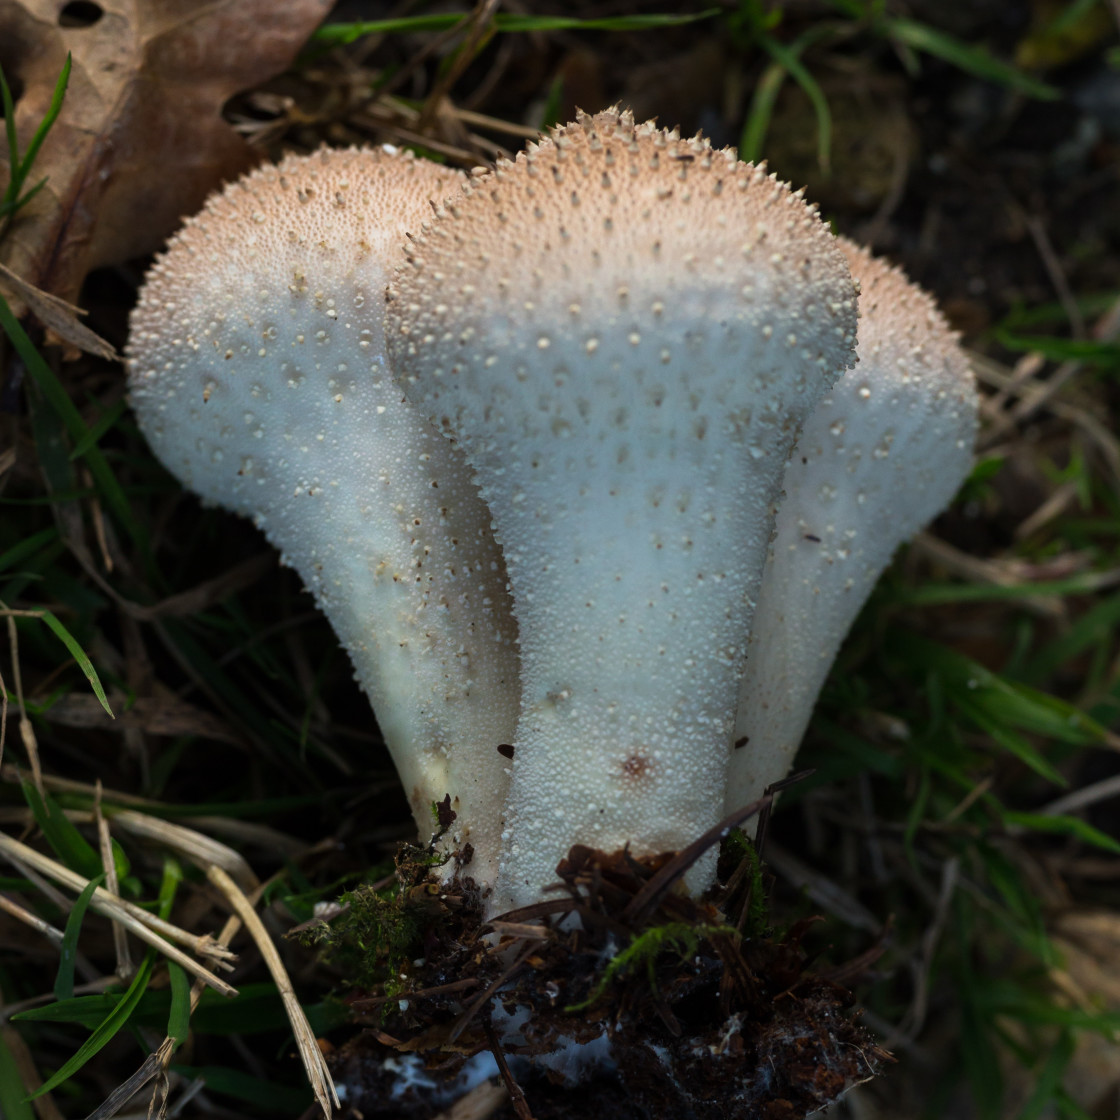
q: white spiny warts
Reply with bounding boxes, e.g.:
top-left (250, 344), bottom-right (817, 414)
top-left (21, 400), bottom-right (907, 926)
top-left (387, 108), bottom-right (859, 913)
top-left (126, 147), bottom-right (520, 888)
top-left (725, 239), bottom-right (978, 814)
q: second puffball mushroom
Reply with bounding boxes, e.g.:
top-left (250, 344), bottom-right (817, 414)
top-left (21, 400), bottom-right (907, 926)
top-left (725, 238), bottom-right (978, 813)
top-left (388, 108), bottom-right (859, 912)
top-left (127, 147), bottom-right (520, 886)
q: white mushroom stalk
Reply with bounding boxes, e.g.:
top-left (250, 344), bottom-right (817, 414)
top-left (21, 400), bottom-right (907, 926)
top-left (725, 238), bottom-right (978, 813)
top-left (126, 147), bottom-right (520, 887)
top-left (387, 109), bottom-right (859, 913)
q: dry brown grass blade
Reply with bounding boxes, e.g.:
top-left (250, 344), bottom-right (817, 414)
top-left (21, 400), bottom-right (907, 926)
top-left (764, 841), bottom-right (884, 934)
top-left (107, 809), bottom-right (257, 891)
top-left (0, 764), bottom-right (179, 810)
top-left (973, 352), bottom-right (1120, 492)
top-left (417, 0), bottom-right (501, 133)
top-left (87, 871), bottom-right (297, 1119)
top-left (123, 554), bottom-right (276, 622)
top-left (0, 833), bottom-right (238, 993)
top-left (3, 608), bottom-right (42, 792)
top-left (0, 263), bottom-right (118, 360)
top-left (206, 865), bottom-right (339, 1118)
top-left (910, 533), bottom-right (1067, 619)
top-left (0, 889), bottom-right (64, 946)
top-left (96, 797), bottom-right (134, 978)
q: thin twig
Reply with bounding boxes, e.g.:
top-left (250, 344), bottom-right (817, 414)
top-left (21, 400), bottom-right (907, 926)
top-left (623, 796), bottom-right (770, 926)
top-left (482, 1020), bottom-right (535, 1120)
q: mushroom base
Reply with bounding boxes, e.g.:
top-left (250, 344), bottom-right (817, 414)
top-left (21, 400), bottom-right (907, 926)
top-left (320, 835), bottom-right (889, 1120)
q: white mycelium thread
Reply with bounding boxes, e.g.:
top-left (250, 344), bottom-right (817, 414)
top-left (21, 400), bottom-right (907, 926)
top-left (725, 238), bottom-right (978, 812)
top-left (388, 108), bottom-right (859, 912)
top-left (127, 147), bottom-right (520, 887)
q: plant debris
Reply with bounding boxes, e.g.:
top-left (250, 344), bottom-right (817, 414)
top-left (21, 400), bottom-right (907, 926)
top-left (320, 820), bottom-right (889, 1120)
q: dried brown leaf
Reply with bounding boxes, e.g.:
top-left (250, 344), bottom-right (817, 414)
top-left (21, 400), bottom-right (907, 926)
top-left (0, 0), bottom-right (332, 300)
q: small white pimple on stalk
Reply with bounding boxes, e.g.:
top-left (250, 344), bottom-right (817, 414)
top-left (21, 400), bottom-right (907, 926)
top-left (725, 238), bottom-right (978, 812)
top-left (126, 147), bottom-right (520, 887)
top-left (387, 108), bottom-right (859, 913)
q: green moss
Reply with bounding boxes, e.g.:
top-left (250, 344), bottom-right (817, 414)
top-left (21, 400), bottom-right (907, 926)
top-left (567, 920), bottom-right (736, 1012)
top-left (293, 839), bottom-right (454, 997)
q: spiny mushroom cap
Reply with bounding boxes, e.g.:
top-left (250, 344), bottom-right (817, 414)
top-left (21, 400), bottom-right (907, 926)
top-left (726, 238), bottom-right (978, 812)
top-left (127, 147), bottom-right (521, 885)
top-left (387, 108), bottom-right (859, 911)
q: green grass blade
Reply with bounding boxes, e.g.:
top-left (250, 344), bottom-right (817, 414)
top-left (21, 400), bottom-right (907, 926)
top-left (1021, 589), bottom-right (1120, 684)
top-left (167, 961), bottom-right (191, 1049)
top-left (26, 952), bottom-right (156, 1100)
top-left (15, 54), bottom-right (71, 187)
top-left (15, 982), bottom-right (346, 1036)
top-left (893, 573), bottom-right (1120, 605)
top-left (490, 12), bottom-right (719, 32)
top-left (37, 608), bottom-right (114, 717)
top-left (0, 1031), bottom-right (36, 1120)
top-left (1018, 1029), bottom-right (1075, 1120)
top-left (0, 291), bottom-right (146, 553)
top-left (954, 904), bottom-right (1004, 1120)
top-left (55, 872), bottom-right (106, 1000)
top-left (759, 31), bottom-right (832, 171)
top-left (21, 779), bottom-right (103, 879)
top-left (885, 18), bottom-right (1060, 99)
top-left (0, 527), bottom-right (58, 576)
top-left (0, 64), bottom-right (21, 208)
top-left (993, 327), bottom-right (1120, 367)
top-left (168, 1065), bottom-right (311, 1113)
top-left (0, 177), bottom-right (49, 220)
top-left (68, 397), bottom-right (128, 461)
top-left (953, 696), bottom-right (1066, 784)
top-left (740, 60), bottom-right (788, 163)
top-left (1002, 810), bottom-right (1120, 855)
top-left (313, 10), bottom-right (717, 46)
top-left (898, 633), bottom-right (1106, 748)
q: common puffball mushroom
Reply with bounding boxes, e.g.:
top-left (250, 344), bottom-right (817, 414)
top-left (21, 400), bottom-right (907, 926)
top-left (725, 238), bottom-right (978, 813)
top-left (387, 108), bottom-right (859, 913)
top-left (126, 147), bottom-right (520, 887)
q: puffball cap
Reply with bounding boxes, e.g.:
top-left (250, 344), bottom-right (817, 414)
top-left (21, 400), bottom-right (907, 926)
top-left (128, 145), bottom-right (462, 507)
top-left (823, 236), bottom-right (978, 538)
top-left (386, 106), bottom-right (859, 459)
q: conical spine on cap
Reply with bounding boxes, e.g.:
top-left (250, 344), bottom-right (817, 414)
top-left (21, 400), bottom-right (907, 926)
top-left (725, 238), bottom-right (978, 814)
top-left (127, 146), bottom-right (520, 888)
top-left (387, 109), bottom-right (859, 912)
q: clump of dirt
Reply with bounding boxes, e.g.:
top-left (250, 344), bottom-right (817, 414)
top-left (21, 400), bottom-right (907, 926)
top-left (314, 810), bottom-right (889, 1120)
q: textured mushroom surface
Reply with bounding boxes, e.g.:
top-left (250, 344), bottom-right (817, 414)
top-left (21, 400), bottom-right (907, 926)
top-left (388, 109), bottom-right (858, 912)
top-left (725, 239), bottom-right (978, 813)
top-left (127, 147), bottom-right (520, 885)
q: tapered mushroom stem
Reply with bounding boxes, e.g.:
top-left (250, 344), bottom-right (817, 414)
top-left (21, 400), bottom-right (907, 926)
top-left (127, 147), bottom-right (520, 886)
top-left (388, 109), bottom-right (858, 912)
top-left (725, 239), bottom-right (978, 812)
